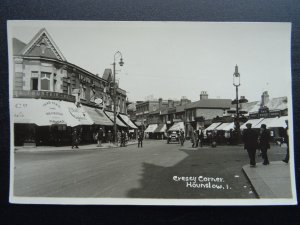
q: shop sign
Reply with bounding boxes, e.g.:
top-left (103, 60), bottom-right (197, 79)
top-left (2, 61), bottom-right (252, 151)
top-left (14, 90), bottom-right (75, 102)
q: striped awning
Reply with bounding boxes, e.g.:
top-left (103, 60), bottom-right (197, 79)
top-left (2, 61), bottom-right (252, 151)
top-left (119, 114), bottom-right (138, 129)
top-left (104, 111), bottom-right (127, 127)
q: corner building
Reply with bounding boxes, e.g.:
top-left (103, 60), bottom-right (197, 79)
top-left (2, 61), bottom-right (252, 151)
top-left (12, 28), bottom-right (135, 146)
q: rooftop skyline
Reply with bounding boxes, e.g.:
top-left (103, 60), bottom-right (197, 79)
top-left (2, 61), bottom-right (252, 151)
top-left (9, 21), bottom-right (292, 102)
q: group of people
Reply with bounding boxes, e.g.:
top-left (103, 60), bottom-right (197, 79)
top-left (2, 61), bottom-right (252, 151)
top-left (190, 128), bottom-right (205, 148)
top-left (242, 121), bottom-right (289, 167)
top-left (71, 127), bottom-right (145, 149)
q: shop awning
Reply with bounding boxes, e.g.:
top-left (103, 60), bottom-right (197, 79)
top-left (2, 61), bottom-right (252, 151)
top-left (168, 121), bottom-right (185, 132)
top-left (240, 118), bottom-right (264, 130)
top-left (253, 117), bottom-right (288, 129)
top-left (83, 106), bottom-right (113, 126)
top-left (223, 122), bottom-right (235, 131)
top-left (60, 101), bottom-right (93, 126)
top-left (144, 124), bottom-right (158, 133)
top-left (204, 122), bottom-right (221, 132)
top-left (154, 123), bottom-right (167, 133)
top-left (215, 123), bottom-right (231, 131)
top-left (13, 98), bottom-right (67, 126)
top-left (118, 114), bottom-right (138, 129)
top-left (104, 111), bottom-right (127, 127)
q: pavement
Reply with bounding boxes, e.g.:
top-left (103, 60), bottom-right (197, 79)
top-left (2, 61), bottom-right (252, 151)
top-left (14, 140), bottom-right (138, 152)
top-left (242, 161), bottom-right (292, 198)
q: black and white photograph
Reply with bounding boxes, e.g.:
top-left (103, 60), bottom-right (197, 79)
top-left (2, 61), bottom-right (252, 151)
top-left (7, 20), bottom-right (296, 205)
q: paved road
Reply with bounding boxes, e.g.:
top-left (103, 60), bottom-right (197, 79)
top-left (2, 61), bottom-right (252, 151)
top-left (13, 140), bottom-right (287, 199)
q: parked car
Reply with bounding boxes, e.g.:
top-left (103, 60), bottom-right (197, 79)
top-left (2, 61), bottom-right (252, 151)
top-left (167, 131), bottom-right (179, 144)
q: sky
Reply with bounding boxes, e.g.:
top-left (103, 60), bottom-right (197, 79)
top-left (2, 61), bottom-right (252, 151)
top-left (9, 21), bottom-right (292, 102)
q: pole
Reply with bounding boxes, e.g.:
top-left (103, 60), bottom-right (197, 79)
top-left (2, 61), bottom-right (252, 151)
top-left (113, 61), bottom-right (117, 144)
top-left (236, 85), bottom-right (240, 143)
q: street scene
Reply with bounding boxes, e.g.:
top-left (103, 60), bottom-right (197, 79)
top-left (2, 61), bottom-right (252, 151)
top-left (8, 21), bottom-right (295, 204)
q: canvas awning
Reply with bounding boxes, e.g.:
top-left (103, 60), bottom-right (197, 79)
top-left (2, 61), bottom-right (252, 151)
top-left (118, 114), bottom-right (138, 129)
top-left (223, 122), bottom-right (235, 131)
top-left (144, 124), bottom-right (158, 133)
top-left (104, 111), bottom-right (127, 127)
top-left (240, 118), bottom-right (264, 130)
top-left (204, 122), bottom-right (221, 132)
top-left (215, 123), bottom-right (231, 131)
top-left (60, 101), bottom-right (93, 126)
top-left (253, 117), bottom-right (288, 129)
top-left (83, 106), bottom-right (113, 126)
top-left (168, 121), bottom-right (185, 132)
top-left (154, 123), bottom-right (167, 133)
top-left (13, 98), bottom-right (67, 126)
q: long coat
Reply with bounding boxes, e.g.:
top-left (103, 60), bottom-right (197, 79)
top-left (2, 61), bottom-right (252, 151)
top-left (259, 129), bottom-right (270, 149)
top-left (242, 128), bottom-right (258, 150)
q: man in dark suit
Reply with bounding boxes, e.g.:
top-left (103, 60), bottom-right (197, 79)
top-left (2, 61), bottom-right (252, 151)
top-left (259, 124), bottom-right (271, 165)
top-left (282, 120), bottom-right (289, 163)
top-left (242, 123), bottom-right (258, 167)
top-left (137, 130), bottom-right (143, 148)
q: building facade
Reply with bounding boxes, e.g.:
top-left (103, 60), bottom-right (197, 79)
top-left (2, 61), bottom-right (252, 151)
top-left (12, 28), bottom-right (132, 146)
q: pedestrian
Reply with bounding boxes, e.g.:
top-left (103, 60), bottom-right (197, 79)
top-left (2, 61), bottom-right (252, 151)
top-left (199, 128), bottom-right (204, 147)
top-left (117, 130), bottom-right (121, 146)
top-left (282, 120), bottom-right (289, 163)
top-left (107, 130), bottom-right (112, 144)
top-left (97, 127), bottom-right (104, 147)
top-left (242, 123), bottom-right (259, 167)
top-left (259, 124), bottom-right (271, 165)
top-left (191, 130), bottom-right (196, 148)
top-left (138, 130), bottom-right (143, 148)
top-left (71, 128), bottom-right (79, 149)
top-left (195, 129), bottom-right (199, 147)
top-left (179, 128), bottom-right (185, 146)
top-left (121, 130), bottom-right (126, 147)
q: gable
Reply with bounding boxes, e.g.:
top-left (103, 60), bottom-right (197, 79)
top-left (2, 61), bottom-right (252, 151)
top-left (21, 28), bottom-right (66, 61)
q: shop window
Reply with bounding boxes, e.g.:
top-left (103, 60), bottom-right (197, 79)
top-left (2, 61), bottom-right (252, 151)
top-left (41, 72), bottom-right (51, 90)
top-left (31, 78), bottom-right (38, 90)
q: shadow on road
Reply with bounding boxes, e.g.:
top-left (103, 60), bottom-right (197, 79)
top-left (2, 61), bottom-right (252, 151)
top-left (127, 149), bottom-right (255, 199)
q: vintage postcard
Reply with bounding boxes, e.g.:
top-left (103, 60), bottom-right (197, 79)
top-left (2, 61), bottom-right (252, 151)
top-left (7, 20), bottom-right (296, 205)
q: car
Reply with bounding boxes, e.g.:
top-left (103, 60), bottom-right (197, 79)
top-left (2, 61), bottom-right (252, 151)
top-left (167, 131), bottom-right (180, 144)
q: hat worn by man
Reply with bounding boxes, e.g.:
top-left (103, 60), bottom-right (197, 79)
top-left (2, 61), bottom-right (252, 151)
top-left (246, 123), bottom-right (252, 128)
top-left (260, 124), bottom-right (267, 129)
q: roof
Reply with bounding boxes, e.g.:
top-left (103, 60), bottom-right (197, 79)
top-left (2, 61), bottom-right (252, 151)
top-left (185, 99), bottom-right (232, 109)
top-left (175, 105), bottom-right (185, 113)
top-left (18, 28), bottom-right (66, 61)
top-left (13, 38), bottom-right (26, 55)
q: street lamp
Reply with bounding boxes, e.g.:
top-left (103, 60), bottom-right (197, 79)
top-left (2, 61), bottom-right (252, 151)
top-left (112, 51), bottom-right (124, 143)
top-left (233, 65), bottom-right (241, 142)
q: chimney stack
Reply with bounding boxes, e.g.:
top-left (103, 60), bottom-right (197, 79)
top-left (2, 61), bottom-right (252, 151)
top-left (159, 98), bottom-right (163, 109)
top-left (200, 91), bottom-right (208, 100)
top-left (261, 91), bottom-right (269, 107)
top-left (168, 99), bottom-right (173, 108)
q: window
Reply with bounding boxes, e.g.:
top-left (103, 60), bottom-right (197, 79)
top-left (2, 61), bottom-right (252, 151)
top-left (53, 79), bottom-right (57, 92)
top-left (80, 84), bottom-right (86, 100)
top-left (41, 72), bottom-right (51, 90)
top-left (31, 78), bottom-right (38, 90)
top-left (67, 83), bottom-right (71, 95)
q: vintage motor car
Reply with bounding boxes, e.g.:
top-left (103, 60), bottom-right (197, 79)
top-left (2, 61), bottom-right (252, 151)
top-left (167, 131), bottom-right (180, 144)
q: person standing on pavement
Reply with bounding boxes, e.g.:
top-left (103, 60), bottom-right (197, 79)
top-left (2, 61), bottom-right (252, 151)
top-left (179, 128), bottom-right (185, 146)
top-left (71, 128), bottom-right (79, 149)
top-left (97, 128), bottom-right (104, 147)
top-left (259, 124), bottom-right (271, 165)
top-left (138, 130), bottom-right (143, 148)
top-left (242, 123), bottom-right (259, 167)
top-left (199, 128), bottom-right (204, 147)
top-left (282, 120), bottom-right (289, 163)
top-left (107, 130), bottom-right (112, 144)
top-left (121, 130), bottom-right (126, 147)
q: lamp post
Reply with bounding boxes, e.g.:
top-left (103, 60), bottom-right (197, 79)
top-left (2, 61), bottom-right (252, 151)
top-left (112, 51), bottom-right (124, 143)
top-left (233, 65), bottom-right (241, 143)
